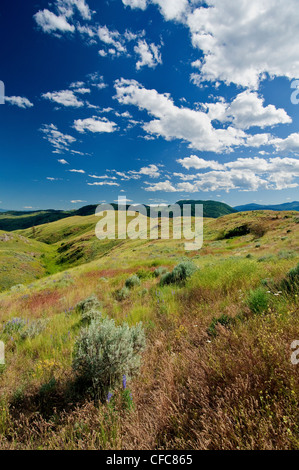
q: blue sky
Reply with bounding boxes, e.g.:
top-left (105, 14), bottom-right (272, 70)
top-left (0, 0), bottom-right (299, 210)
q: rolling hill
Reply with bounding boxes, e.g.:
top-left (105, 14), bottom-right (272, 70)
top-left (235, 201), bottom-right (299, 212)
top-left (0, 209), bottom-right (298, 449)
top-left (0, 200), bottom-right (236, 232)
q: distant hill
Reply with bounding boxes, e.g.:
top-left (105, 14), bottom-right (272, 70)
top-left (235, 201), bottom-right (299, 212)
top-left (0, 200), bottom-right (237, 231)
top-left (176, 200), bottom-right (237, 218)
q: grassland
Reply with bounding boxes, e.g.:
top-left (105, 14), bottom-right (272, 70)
top-left (0, 209), bottom-right (298, 449)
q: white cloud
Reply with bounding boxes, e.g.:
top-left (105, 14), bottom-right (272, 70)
top-left (69, 169), bottom-right (85, 173)
top-left (177, 155), bottom-right (224, 170)
top-left (271, 133), bottom-right (299, 153)
top-left (71, 199), bottom-right (86, 203)
top-left (170, 155), bottom-right (299, 192)
top-left (73, 116), bottom-right (117, 134)
top-left (58, 159), bottom-right (69, 164)
top-left (87, 181), bottom-right (120, 186)
top-left (138, 164), bottom-right (161, 178)
top-left (5, 96), bottom-right (34, 108)
top-left (34, 9), bottom-right (75, 34)
top-left (122, 0), bottom-right (189, 20)
top-left (114, 78), bottom-right (249, 153)
top-left (205, 90), bottom-right (291, 129)
top-left (98, 26), bottom-right (127, 54)
top-left (89, 174), bottom-right (117, 180)
top-left (186, 0), bottom-right (299, 88)
top-left (42, 89), bottom-right (84, 107)
top-left (122, 0), bottom-right (148, 10)
top-left (34, 0), bottom-right (92, 34)
top-left (151, 0), bottom-right (189, 21)
top-left (41, 124), bottom-right (76, 152)
top-left (144, 180), bottom-right (177, 192)
top-left (134, 39), bottom-right (162, 70)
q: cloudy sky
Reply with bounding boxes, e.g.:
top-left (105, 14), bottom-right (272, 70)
top-left (0, 0), bottom-right (299, 210)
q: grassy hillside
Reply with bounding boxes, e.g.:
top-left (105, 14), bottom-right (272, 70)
top-left (0, 200), bottom-right (236, 232)
top-left (0, 210), bottom-right (298, 449)
top-left (0, 231), bottom-right (57, 292)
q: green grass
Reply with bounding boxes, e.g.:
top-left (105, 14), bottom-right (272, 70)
top-left (0, 209), bottom-right (298, 449)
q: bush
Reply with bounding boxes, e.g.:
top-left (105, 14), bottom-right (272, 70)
top-left (76, 295), bottom-right (101, 314)
top-left (115, 287), bottom-right (130, 301)
top-left (72, 318), bottom-right (146, 399)
top-left (208, 314), bottom-right (235, 337)
top-left (125, 275), bottom-right (141, 289)
top-left (247, 288), bottom-right (269, 315)
top-left (160, 261), bottom-right (198, 286)
top-left (76, 295), bottom-right (102, 324)
top-left (153, 267), bottom-right (168, 278)
top-left (281, 263), bottom-right (299, 292)
top-left (20, 319), bottom-right (48, 340)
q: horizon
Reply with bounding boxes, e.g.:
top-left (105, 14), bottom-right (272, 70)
top-left (1, 198), bottom-right (299, 213)
top-left (0, 0), bottom-right (299, 210)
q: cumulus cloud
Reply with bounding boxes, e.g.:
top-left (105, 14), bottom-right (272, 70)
top-left (205, 91), bottom-right (291, 130)
top-left (271, 133), bottom-right (299, 153)
top-left (122, 0), bottom-right (189, 20)
top-left (34, 0), bottom-right (92, 34)
top-left (177, 155), bottom-right (224, 170)
top-left (42, 89), bottom-right (84, 107)
top-left (34, 9), bottom-right (75, 34)
top-left (122, 0), bottom-right (148, 9)
top-left (5, 96), bottom-right (34, 108)
top-left (186, 0), bottom-right (299, 88)
top-left (41, 124), bottom-right (76, 153)
top-left (144, 180), bottom-right (177, 192)
top-left (151, 0), bottom-right (189, 22)
top-left (134, 39), bottom-right (162, 70)
top-left (98, 26), bottom-right (127, 55)
top-left (167, 155), bottom-right (299, 192)
top-left (73, 116), bottom-right (117, 134)
top-left (114, 78), bottom-right (265, 152)
top-left (69, 169), bottom-right (85, 173)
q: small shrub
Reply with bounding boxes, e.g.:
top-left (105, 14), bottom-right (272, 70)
top-left (278, 250), bottom-right (295, 260)
top-left (115, 287), bottom-right (130, 301)
top-left (125, 275), bottom-right (141, 289)
top-left (139, 288), bottom-right (148, 297)
top-left (72, 318), bottom-right (146, 399)
top-left (76, 295), bottom-right (102, 324)
top-left (208, 314), bottom-right (235, 337)
top-left (250, 223), bottom-right (267, 238)
top-left (136, 269), bottom-right (153, 280)
top-left (10, 284), bottom-right (24, 293)
top-left (281, 263), bottom-right (299, 292)
top-left (160, 261), bottom-right (198, 286)
top-left (153, 267), bottom-right (168, 278)
top-left (247, 288), bottom-right (269, 315)
top-left (76, 295), bottom-right (101, 314)
top-left (20, 319), bottom-right (48, 340)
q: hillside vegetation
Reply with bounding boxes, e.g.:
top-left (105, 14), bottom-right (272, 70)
top-left (0, 210), bottom-right (298, 449)
top-left (0, 200), bottom-right (236, 231)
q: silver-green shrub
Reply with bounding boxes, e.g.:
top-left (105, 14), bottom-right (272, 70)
top-left (20, 319), bottom-right (48, 339)
top-left (72, 318), bottom-right (146, 399)
top-left (160, 261), bottom-right (198, 286)
top-left (125, 275), bottom-right (141, 289)
top-left (76, 295), bottom-right (102, 324)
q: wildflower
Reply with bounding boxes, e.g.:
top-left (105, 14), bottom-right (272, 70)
top-left (107, 392), bottom-right (113, 402)
top-left (122, 374), bottom-right (127, 390)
